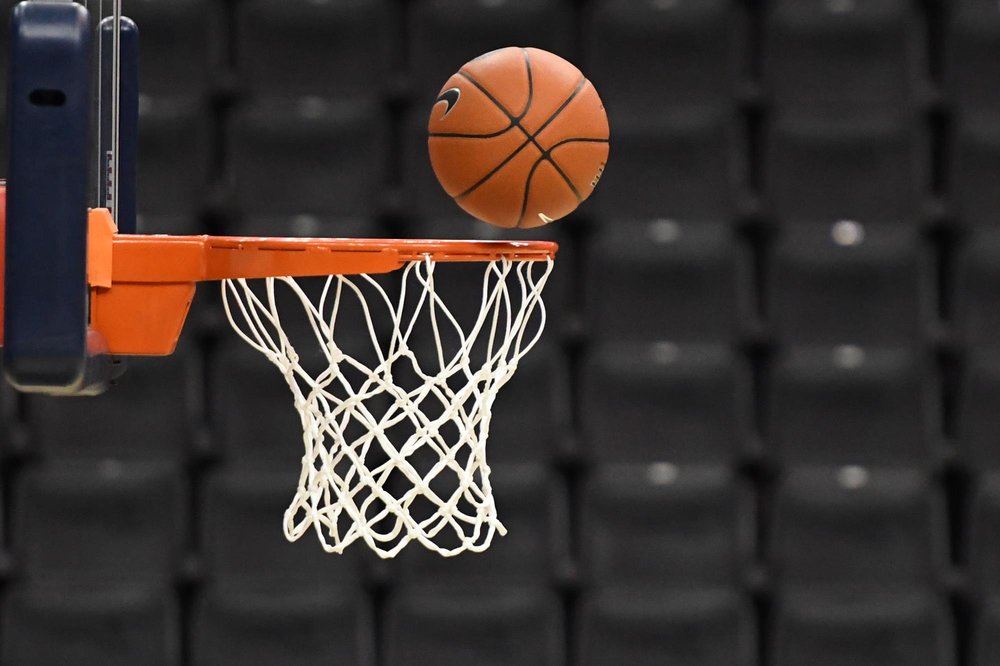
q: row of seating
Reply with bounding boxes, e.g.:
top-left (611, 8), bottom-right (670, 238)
top-left (2, 3), bottom-right (993, 222)
top-left (14, 461), bottom-right (1000, 590)
top-left (125, 0), bottom-right (1000, 117)
top-left (23, 339), bottom-right (1000, 467)
top-left (12, 581), bottom-right (1000, 666)
top-left (135, 96), bottom-right (1000, 231)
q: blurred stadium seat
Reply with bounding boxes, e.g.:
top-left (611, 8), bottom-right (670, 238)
top-left (27, 353), bottom-right (196, 462)
top-left (13, 462), bottom-right (185, 582)
top-left (580, 465), bottom-right (750, 587)
top-left (960, 351), bottom-right (1000, 468)
top-left (128, 0), bottom-right (216, 98)
top-left (192, 586), bottom-right (374, 666)
top-left (770, 467), bottom-right (945, 587)
top-left (974, 596), bottom-right (1000, 666)
top-left (588, 110), bottom-right (740, 220)
top-left (951, 116), bottom-right (1000, 229)
top-left (769, 223), bottom-right (928, 345)
top-left (384, 585), bottom-right (564, 666)
top-left (768, 347), bottom-right (937, 466)
top-left (1, 583), bottom-right (180, 666)
top-left (137, 96), bottom-right (210, 220)
top-left (583, 0), bottom-right (740, 115)
top-left (772, 590), bottom-right (954, 666)
top-left (766, 112), bottom-right (924, 224)
top-left (408, 0), bottom-right (574, 103)
top-left (585, 220), bottom-right (744, 343)
top-left (764, 0), bottom-right (919, 115)
top-left (236, 0), bottom-right (394, 98)
top-left (229, 97), bottom-right (387, 217)
top-left (967, 472), bottom-right (1000, 593)
top-left (947, 0), bottom-right (1000, 113)
top-left (580, 342), bottom-right (749, 464)
top-left (957, 228), bottom-right (1000, 345)
top-left (577, 587), bottom-right (756, 666)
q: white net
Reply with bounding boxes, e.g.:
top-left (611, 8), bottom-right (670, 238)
top-left (221, 256), bottom-right (553, 558)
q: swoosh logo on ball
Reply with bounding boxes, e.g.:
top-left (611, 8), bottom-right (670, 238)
top-left (434, 88), bottom-right (461, 118)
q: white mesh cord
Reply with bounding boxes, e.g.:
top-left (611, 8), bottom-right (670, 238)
top-left (221, 256), bottom-right (553, 558)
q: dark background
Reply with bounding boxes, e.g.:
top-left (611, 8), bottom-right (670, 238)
top-left (0, 0), bottom-right (998, 664)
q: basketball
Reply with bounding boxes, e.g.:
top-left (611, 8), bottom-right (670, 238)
top-left (428, 47), bottom-right (610, 229)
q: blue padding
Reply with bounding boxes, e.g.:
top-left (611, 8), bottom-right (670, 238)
top-left (101, 15), bottom-right (138, 234)
top-left (5, 1), bottom-right (92, 392)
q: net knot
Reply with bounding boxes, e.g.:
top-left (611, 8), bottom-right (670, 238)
top-left (325, 345), bottom-right (346, 365)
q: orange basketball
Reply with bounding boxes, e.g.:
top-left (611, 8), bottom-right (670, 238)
top-left (428, 47), bottom-right (610, 229)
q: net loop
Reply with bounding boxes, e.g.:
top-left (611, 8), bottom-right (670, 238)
top-left (221, 255), bottom-right (553, 558)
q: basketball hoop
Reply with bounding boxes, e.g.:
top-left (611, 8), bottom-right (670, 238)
top-left (12, 210), bottom-right (557, 557)
top-left (3, 5), bottom-right (579, 560)
top-left (221, 253), bottom-right (554, 558)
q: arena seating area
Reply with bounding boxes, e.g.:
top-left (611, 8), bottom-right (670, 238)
top-left (0, 0), bottom-right (997, 664)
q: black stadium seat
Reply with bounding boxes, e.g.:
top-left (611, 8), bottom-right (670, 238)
top-left (770, 467), bottom-right (945, 587)
top-left (772, 590), bottom-right (954, 666)
top-left (588, 109), bottom-right (740, 220)
top-left (408, 0), bottom-right (575, 104)
top-left (128, 0), bottom-right (216, 98)
top-left (236, 0), bottom-right (394, 98)
top-left (585, 220), bottom-right (744, 343)
top-left (769, 223), bottom-right (928, 345)
top-left (137, 96), bottom-right (211, 219)
top-left (967, 472), bottom-right (1000, 594)
top-left (957, 228), bottom-right (1000, 345)
top-left (384, 585), bottom-right (564, 666)
top-left (577, 587), bottom-right (756, 666)
top-left (951, 116), bottom-right (1000, 229)
top-left (28, 352), bottom-right (196, 462)
top-left (1, 583), bottom-right (180, 666)
top-left (580, 342), bottom-right (749, 464)
top-left (973, 595), bottom-right (1000, 666)
top-left (959, 351), bottom-right (1000, 469)
top-left (768, 346), bottom-right (937, 466)
top-left (947, 0), bottom-right (1000, 113)
top-left (13, 462), bottom-right (185, 582)
top-left (584, 0), bottom-right (740, 114)
top-left (192, 586), bottom-right (374, 666)
top-left (580, 465), bottom-right (749, 587)
top-left (229, 97), bottom-right (387, 217)
top-left (765, 0), bottom-right (918, 115)
top-left (766, 112), bottom-right (924, 224)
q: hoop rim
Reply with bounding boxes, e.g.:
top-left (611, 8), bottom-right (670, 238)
top-left (71, 210), bottom-right (559, 356)
top-left (200, 235), bottom-right (559, 264)
top-left (107, 231), bottom-right (558, 284)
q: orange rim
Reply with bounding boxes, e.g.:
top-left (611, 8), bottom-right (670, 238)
top-left (78, 210), bottom-right (558, 356)
top-left (108, 232), bottom-right (558, 283)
